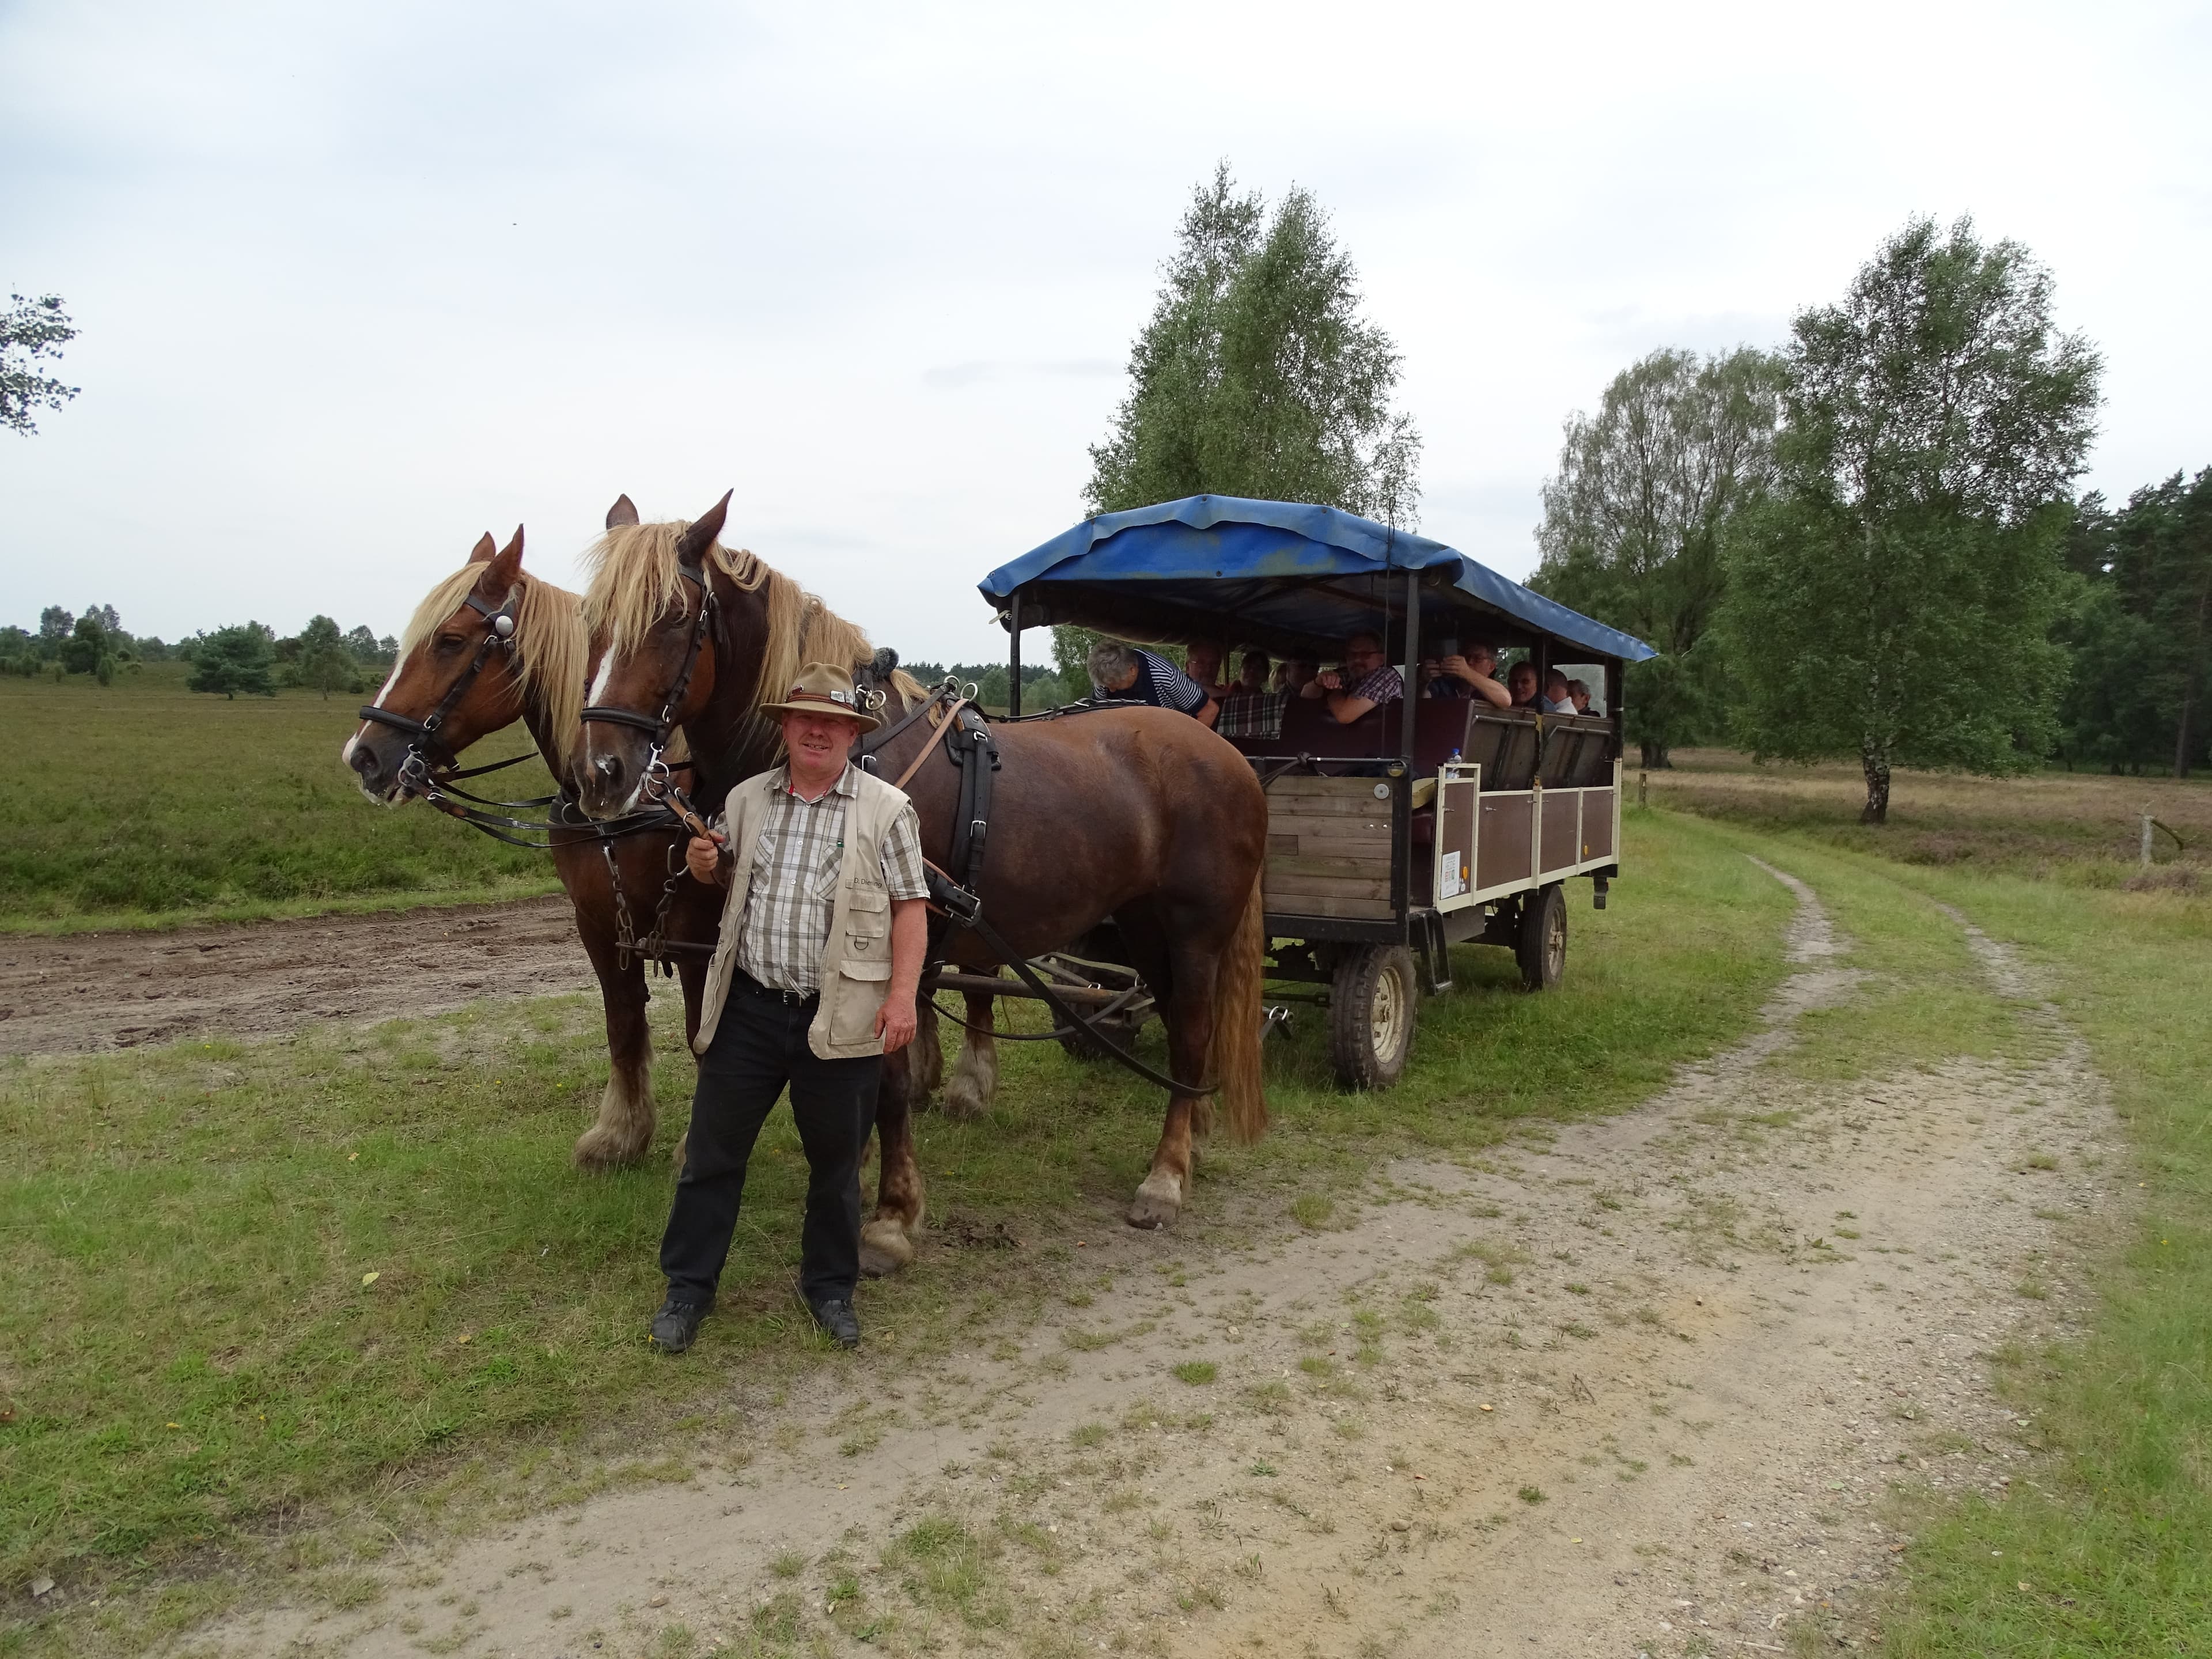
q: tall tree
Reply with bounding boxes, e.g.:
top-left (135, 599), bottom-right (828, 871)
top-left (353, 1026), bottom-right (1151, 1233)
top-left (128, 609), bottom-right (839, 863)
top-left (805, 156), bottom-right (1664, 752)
top-left (1531, 347), bottom-right (1784, 767)
top-left (293, 615), bottom-right (362, 699)
top-left (1072, 166), bottom-right (1421, 668)
top-left (1086, 166), bottom-right (1420, 524)
top-left (2, 294), bottom-right (80, 434)
top-left (1721, 217), bottom-right (2103, 823)
top-left (187, 623), bottom-right (277, 700)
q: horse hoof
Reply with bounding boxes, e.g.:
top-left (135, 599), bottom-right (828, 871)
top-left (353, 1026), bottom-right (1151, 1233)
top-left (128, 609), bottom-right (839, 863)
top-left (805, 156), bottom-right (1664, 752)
top-left (859, 1219), bottom-right (914, 1277)
top-left (1126, 1174), bottom-right (1183, 1230)
top-left (942, 1079), bottom-right (988, 1122)
top-left (572, 1127), bottom-right (646, 1172)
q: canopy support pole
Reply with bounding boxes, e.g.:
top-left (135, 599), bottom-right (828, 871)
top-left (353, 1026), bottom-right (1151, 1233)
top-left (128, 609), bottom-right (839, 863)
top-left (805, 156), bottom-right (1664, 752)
top-left (1007, 593), bottom-right (1022, 717)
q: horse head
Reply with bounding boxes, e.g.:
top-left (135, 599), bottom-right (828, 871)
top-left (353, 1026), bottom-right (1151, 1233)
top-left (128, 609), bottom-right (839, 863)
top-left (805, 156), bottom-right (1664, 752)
top-left (576, 490), bottom-right (738, 819)
top-left (342, 527), bottom-right (538, 803)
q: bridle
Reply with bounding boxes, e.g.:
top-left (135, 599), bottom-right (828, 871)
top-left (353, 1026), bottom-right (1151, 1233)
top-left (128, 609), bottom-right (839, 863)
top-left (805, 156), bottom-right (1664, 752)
top-left (357, 588), bottom-right (521, 794)
top-left (579, 555), bottom-right (718, 810)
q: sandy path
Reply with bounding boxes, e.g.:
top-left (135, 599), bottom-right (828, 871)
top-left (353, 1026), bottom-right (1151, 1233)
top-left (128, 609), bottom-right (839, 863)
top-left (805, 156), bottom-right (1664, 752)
top-left (0, 898), bottom-right (596, 1056)
top-left (197, 860), bottom-right (2120, 1659)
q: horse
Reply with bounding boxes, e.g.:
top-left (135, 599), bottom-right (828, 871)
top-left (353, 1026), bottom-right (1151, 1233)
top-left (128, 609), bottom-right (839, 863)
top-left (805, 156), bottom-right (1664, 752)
top-left (340, 523), bottom-right (725, 1171)
top-left (571, 492), bottom-right (1272, 1233)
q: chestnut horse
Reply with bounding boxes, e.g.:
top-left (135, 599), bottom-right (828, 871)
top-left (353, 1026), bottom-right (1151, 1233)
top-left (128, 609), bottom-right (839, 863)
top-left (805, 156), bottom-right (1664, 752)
top-left (342, 526), bottom-right (726, 1170)
top-left (573, 493), bottom-right (1271, 1235)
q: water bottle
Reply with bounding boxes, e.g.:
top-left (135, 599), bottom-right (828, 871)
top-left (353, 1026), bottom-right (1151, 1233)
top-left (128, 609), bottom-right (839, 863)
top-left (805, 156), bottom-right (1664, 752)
top-left (1447, 747), bottom-right (1461, 764)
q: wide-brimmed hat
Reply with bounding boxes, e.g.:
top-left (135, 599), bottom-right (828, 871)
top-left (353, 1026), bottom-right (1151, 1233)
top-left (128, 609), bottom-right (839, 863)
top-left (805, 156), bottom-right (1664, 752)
top-left (760, 661), bottom-right (882, 729)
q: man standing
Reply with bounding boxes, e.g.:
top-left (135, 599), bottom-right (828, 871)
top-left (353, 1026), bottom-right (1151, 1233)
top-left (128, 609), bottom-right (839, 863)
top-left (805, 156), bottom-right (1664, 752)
top-left (1086, 639), bottom-right (1219, 728)
top-left (650, 663), bottom-right (930, 1355)
top-left (1301, 630), bottom-right (1402, 724)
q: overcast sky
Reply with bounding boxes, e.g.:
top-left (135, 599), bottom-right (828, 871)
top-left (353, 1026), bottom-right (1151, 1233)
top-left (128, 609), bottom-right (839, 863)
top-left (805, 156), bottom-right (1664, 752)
top-left (4, 0), bottom-right (2206, 664)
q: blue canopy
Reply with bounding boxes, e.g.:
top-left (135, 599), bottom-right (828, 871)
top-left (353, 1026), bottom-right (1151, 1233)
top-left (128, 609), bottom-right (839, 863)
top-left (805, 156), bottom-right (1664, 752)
top-left (978, 495), bottom-right (1656, 664)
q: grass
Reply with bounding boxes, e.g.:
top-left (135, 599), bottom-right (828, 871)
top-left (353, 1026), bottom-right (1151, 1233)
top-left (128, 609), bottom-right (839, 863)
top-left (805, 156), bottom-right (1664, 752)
top-left (0, 808), bottom-right (1798, 1653)
top-left (1653, 755), bottom-right (2212, 1657)
top-left (0, 664), bottom-right (560, 929)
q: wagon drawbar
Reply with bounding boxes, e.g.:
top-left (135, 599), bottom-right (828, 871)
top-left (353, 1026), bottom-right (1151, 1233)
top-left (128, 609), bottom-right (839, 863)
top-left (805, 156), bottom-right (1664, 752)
top-left (975, 494), bottom-right (1657, 1089)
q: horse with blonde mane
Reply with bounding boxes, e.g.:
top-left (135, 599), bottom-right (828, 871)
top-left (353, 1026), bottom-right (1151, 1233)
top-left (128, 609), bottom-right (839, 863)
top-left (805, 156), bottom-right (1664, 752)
top-left (341, 525), bottom-right (728, 1169)
top-left (574, 494), bottom-right (1271, 1240)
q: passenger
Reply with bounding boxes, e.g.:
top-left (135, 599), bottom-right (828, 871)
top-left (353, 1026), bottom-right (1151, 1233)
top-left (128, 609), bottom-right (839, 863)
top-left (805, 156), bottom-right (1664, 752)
top-left (1233, 650), bottom-right (1272, 695)
top-left (1506, 660), bottom-right (1543, 709)
top-left (1567, 677), bottom-right (1594, 715)
top-left (1181, 641), bottom-right (1230, 702)
top-left (1281, 657), bottom-right (1319, 695)
top-left (1425, 641), bottom-right (1511, 709)
top-left (1301, 630), bottom-right (1402, 725)
top-left (1087, 639), bottom-right (1219, 729)
top-left (1217, 650), bottom-right (1282, 741)
top-left (1543, 668), bottom-right (1576, 714)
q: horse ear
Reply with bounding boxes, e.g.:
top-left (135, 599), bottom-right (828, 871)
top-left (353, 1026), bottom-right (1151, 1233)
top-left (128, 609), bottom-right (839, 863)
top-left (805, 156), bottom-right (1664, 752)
top-left (485, 525), bottom-right (525, 591)
top-left (605, 494), bottom-right (639, 529)
top-left (676, 490), bottom-right (733, 566)
top-left (468, 532), bottom-right (498, 564)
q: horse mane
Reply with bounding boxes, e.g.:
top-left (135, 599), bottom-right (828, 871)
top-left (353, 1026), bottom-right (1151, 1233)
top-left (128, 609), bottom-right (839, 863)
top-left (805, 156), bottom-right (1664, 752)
top-left (580, 516), bottom-right (912, 736)
top-left (400, 565), bottom-right (587, 768)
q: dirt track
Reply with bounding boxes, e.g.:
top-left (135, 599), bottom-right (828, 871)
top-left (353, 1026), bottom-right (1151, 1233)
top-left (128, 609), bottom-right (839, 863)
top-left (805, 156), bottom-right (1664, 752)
top-left (0, 898), bottom-right (597, 1056)
top-left (195, 859), bottom-right (2122, 1658)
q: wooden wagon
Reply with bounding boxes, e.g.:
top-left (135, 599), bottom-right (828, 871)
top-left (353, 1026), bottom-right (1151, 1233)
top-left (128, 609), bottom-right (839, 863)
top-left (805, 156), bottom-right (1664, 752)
top-left (973, 495), bottom-right (1656, 1089)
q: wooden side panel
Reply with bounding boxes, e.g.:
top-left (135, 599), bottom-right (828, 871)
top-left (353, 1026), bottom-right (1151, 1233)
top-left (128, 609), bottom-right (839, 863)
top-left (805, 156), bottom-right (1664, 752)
top-left (1475, 793), bottom-right (1533, 892)
top-left (1582, 786), bottom-right (1617, 861)
top-left (1540, 788), bottom-right (1582, 873)
top-left (1265, 775), bottom-right (1393, 919)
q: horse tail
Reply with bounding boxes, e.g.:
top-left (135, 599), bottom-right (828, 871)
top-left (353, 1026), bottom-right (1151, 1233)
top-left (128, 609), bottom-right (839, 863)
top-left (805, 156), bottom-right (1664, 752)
top-left (1211, 866), bottom-right (1269, 1145)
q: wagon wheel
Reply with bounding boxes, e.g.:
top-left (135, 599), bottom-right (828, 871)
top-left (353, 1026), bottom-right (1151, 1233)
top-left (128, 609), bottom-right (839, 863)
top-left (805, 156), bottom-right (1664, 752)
top-left (1329, 944), bottom-right (1418, 1091)
top-left (1516, 883), bottom-right (1567, 991)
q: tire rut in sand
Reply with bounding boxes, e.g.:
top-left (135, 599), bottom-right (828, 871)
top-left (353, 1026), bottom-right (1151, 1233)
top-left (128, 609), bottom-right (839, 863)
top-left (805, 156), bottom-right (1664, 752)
top-left (194, 861), bottom-right (2123, 1659)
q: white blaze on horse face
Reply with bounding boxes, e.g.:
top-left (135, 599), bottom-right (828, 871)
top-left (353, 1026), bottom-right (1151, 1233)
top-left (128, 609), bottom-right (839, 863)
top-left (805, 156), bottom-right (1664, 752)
top-left (370, 656), bottom-right (406, 710)
top-left (587, 653), bottom-right (616, 710)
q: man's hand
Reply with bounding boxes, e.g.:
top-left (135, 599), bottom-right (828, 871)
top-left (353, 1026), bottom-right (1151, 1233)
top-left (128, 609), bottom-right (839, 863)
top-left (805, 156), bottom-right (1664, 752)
top-left (874, 994), bottom-right (918, 1052)
top-left (1317, 668), bottom-right (1344, 692)
top-left (684, 831), bottom-right (729, 884)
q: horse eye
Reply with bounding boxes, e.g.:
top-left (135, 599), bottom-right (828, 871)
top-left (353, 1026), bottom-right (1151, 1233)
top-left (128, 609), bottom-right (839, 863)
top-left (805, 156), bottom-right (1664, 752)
top-left (434, 634), bottom-right (467, 654)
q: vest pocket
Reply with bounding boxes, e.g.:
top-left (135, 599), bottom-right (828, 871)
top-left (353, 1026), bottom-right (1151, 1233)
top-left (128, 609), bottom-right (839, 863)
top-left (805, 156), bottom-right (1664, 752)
top-left (828, 957), bottom-right (893, 1048)
top-left (844, 882), bottom-right (890, 956)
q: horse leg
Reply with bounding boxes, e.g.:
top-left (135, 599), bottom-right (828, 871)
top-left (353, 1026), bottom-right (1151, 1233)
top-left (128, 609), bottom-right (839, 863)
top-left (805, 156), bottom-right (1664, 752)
top-left (906, 994), bottom-right (945, 1107)
top-left (668, 955), bottom-right (710, 1171)
top-left (573, 938), bottom-right (657, 1171)
top-left (941, 986), bottom-right (1000, 1121)
top-left (860, 1038), bottom-right (926, 1276)
top-left (1124, 926), bottom-right (1224, 1230)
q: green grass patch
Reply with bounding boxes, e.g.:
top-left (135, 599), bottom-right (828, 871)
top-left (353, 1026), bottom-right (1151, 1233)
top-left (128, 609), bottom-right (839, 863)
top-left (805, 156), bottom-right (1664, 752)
top-left (0, 664), bottom-right (560, 929)
top-left (0, 810), bottom-right (1791, 1650)
top-left (1170, 1361), bottom-right (1217, 1387)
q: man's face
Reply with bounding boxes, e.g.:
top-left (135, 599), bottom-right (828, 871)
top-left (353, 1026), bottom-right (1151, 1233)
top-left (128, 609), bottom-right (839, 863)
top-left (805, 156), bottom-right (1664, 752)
top-left (782, 709), bottom-right (862, 771)
top-left (1508, 663), bottom-right (1539, 701)
top-left (1184, 643), bottom-right (1222, 683)
top-left (1343, 635), bottom-right (1387, 676)
top-left (1285, 659), bottom-right (1317, 688)
top-left (1468, 648), bottom-right (1497, 677)
top-left (1238, 654), bottom-right (1267, 689)
top-left (1101, 660), bottom-right (1140, 693)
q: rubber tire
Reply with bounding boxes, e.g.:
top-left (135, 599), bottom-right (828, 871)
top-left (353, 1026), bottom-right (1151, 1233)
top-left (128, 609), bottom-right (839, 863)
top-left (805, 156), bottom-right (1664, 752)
top-left (1517, 882), bottom-right (1567, 991)
top-left (1329, 944), bottom-right (1418, 1091)
top-left (1057, 1010), bottom-right (1151, 1064)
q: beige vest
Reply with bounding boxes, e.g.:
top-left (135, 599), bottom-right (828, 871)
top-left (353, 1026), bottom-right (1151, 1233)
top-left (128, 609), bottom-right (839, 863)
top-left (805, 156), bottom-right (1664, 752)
top-left (692, 767), bottom-right (912, 1060)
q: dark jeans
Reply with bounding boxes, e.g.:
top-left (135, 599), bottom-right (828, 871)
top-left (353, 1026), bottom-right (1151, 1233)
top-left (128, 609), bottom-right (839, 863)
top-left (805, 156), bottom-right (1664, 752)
top-left (660, 980), bottom-right (882, 1308)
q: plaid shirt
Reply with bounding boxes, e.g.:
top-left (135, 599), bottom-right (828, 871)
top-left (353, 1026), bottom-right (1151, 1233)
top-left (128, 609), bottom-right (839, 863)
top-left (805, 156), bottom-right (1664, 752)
top-left (732, 763), bottom-right (927, 995)
top-left (1094, 647), bottom-right (1211, 717)
top-left (1214, 689), bottom-right (1283, 739)
top-left (1344, 663), bottom-right (1404, 704)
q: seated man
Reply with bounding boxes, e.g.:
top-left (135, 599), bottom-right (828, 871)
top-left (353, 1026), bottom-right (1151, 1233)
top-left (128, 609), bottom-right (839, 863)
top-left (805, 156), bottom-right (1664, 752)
top-left (1506, 659), bottom-right (1543, 709)
top-left (1566, 677), bottom-right (1594, 714)
top-left (1088, 639), bottom-right (1219, 728)
top-left (1181, 641), bottom-right (1231, 703)
top-left (1301, 630), bottom-right (1402, 725)
top-left (1424, 641), bottom-right (1511, 709)
top-left (1215, 649), bottom-right (1284, 741)
top-left (1542, 668), bottom-right (1577, 714)
top-left (1276, 656), bottom-right (1319, 695)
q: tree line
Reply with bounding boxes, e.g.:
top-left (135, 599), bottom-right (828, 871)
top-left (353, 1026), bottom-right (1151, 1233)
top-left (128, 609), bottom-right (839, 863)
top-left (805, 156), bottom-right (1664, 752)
top-left (1080, 171), bottom-right (2191, 823)
top-left (2, 607), bottom-right (400, 698)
